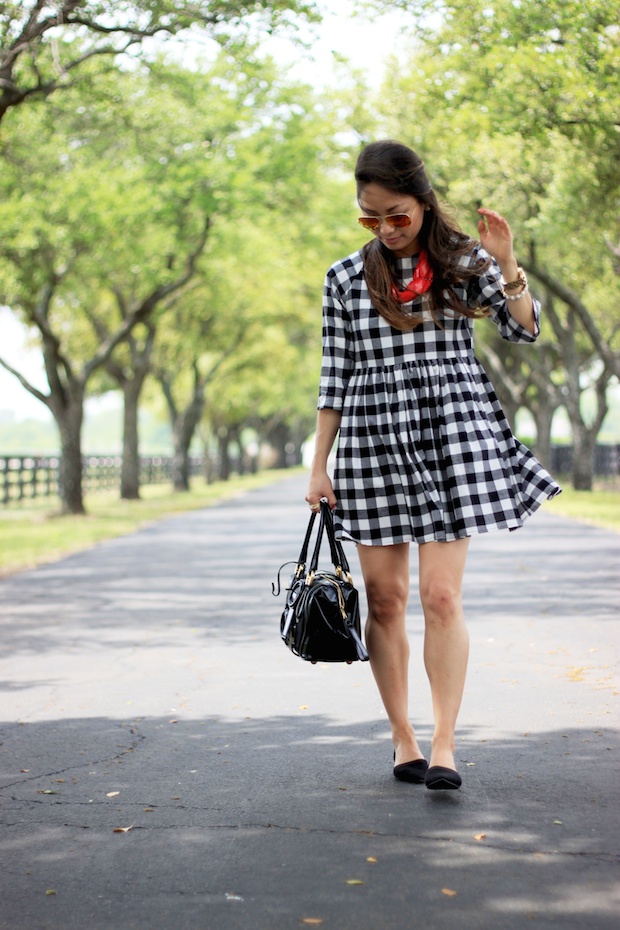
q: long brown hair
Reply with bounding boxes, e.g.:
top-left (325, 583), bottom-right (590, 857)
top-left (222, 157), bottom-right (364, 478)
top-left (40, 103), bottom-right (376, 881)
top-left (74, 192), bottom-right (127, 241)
top-left (355, 140), bottom-right (490, 331)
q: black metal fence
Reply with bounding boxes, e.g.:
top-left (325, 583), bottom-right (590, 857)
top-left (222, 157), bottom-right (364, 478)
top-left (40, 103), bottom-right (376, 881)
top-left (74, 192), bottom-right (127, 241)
top-left (550, 444), bottom-right (620, 478)
top-left (0, 455), bottom-right (205, 504)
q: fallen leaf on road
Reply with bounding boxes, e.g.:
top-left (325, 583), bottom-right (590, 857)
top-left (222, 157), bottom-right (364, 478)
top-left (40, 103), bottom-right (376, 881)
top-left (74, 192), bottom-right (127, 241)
top-left (474, 833), bottom-right (487, 841)
top-left (345, 879), bottom-right (364, 885)
top-left (45, 890), bottom-right (57, 896)
top-left (553, 820), bottom-right (563, 825)
top-left (302, 920), bottom-right (324, 925)
top-left (442, 888), bottom-right (457, 897)
top-left (38, 790), bottom-right (59, 795)
top-left (143, 808), bottom-right (155, 812)
top-left (367, 857), bottom-right (378, 863)
top-left (113, 824), bottom-right (135, 833)
top-left (106, 791), bottom-right (120, 798)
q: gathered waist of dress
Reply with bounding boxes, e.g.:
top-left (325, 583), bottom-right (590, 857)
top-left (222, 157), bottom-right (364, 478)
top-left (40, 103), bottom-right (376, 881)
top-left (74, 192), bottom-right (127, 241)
top-left (351, 354), bottom-right (476, 374)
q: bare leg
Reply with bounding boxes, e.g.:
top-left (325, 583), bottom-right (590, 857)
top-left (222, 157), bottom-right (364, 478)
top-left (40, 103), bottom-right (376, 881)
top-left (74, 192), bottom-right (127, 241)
top-left (418, 538), bottom-right (470, 772)
top-left (357, 542), bottom-right (424, 766)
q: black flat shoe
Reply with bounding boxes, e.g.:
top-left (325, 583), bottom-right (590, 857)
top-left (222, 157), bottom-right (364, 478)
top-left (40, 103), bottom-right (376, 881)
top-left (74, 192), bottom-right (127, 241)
top-left (425, 765), bottom-right (462, 790)
top-left (393, 755), bottom-right (429, 784)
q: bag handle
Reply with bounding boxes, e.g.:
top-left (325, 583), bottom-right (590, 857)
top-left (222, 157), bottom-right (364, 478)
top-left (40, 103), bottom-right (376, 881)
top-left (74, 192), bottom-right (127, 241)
top-left (271, 509), bottom-right (319, 596)
top-left (289, 507), bottom-right (318, 580)
top-left (308, 498), bottom-right (353, 582)
top-left (272, 500), bottom-right (357, 597)
top-left (322, 499), bottom-right (354, 580)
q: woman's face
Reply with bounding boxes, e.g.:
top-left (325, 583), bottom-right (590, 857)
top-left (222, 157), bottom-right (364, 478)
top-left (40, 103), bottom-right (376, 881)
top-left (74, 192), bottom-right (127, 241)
top-left (358, 183), bottom-right (426, 257)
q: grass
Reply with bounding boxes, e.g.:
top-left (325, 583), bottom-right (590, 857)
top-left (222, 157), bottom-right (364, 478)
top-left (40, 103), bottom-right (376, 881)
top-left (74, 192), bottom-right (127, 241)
top-left (543, 483), bottom-right (620, 533)
top-left (1, 469), bottom-right (618, 577)
top-left (0, 468), bottom-right (303, 577)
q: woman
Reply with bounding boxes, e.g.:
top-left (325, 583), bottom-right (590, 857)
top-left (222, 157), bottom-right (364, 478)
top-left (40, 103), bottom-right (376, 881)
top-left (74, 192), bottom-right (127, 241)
top-left (306, 140), bottom-right (560, 790)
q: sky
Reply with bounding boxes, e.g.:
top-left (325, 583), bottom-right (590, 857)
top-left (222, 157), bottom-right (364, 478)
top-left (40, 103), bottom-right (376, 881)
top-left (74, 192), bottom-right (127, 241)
top-left (263, 1), bottom-right (411, 85)
top-left (0, 0), bottom-right (410, 422)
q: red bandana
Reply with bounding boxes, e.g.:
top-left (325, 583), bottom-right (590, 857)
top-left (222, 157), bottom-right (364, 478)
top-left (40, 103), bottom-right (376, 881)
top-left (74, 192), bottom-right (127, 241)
top-left (390, 250), bottom-right (433, 303)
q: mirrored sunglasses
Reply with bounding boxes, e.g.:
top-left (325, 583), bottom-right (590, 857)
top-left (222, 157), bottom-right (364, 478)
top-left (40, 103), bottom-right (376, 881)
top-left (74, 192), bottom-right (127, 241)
top-left (357, 213), bottom-right (412, 231)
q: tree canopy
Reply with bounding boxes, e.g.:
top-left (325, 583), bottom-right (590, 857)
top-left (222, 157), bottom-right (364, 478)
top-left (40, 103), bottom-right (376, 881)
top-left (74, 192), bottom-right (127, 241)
top-left (0, 0), bottom-right (320, 120)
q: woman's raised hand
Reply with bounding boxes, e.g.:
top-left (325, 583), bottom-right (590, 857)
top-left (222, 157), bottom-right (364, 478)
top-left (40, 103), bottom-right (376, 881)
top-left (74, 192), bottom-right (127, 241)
top-left (477, 208), bottom-right (515, 266)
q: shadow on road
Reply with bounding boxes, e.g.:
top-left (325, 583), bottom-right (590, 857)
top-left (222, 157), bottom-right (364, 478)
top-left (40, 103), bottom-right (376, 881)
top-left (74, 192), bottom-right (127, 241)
top-left (1, 713), bottom-right (618, 930)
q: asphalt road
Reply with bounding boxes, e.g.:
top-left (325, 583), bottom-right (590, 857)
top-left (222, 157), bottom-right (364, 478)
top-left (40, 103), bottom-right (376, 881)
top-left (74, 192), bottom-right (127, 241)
top-left (1, 473), bottom-right (619, 930)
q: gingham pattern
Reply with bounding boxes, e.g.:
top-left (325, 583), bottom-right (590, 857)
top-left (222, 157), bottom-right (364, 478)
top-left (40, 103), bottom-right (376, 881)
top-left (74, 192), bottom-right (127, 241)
top-left (318, 245), bottom-right (561, 546)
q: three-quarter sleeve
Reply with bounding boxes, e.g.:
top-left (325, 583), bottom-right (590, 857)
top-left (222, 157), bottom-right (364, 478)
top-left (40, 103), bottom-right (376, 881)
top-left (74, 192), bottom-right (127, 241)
top-left (317, 271), bottom-right (354, 410)
top-left (467, 247), bottom-right (541, 344)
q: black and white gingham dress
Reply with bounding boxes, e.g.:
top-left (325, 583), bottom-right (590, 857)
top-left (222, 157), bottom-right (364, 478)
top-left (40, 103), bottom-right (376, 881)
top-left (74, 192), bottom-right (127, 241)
top-left (318, 244), bottom-right (561, 546)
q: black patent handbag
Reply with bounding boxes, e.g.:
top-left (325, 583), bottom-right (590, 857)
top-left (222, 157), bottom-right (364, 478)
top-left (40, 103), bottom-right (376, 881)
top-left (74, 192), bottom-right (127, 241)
top-left (272, 499), bottom-right (369, 664)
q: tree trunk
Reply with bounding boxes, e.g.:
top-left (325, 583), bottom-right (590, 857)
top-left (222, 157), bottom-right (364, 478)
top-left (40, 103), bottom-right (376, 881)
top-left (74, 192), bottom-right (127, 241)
top-left (571, 427), bottom-right (596, 491)
top-left (268, 422), bottom-right (289, 469)
top-left (172, 444), bottom-right (191, 492)
top-left (289, 420), bottom-right (313, 466)
top-left (157, 360), bottom-right (207, 493)
top-left (567, 369), bottom-right (610, 490)
top-left (218, 432), bottom-right (231, 481)
top-left (537, 294), bottom-right (610, 491)
top-left (53, 387), bottom-right (86, 515)
top-left (231, 428), bottom-right (245, 475)
top-left (172, 394), bottom-right (205, 491)
top-left (120, 379), bottom-right (142, 499)
top-left (530, 403), bottom-right (554, 473)
top-left (110, 324), bottom-right (155, 500)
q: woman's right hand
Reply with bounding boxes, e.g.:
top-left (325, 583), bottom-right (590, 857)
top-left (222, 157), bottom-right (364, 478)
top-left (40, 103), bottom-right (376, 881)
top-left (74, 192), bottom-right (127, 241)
top-left (305, 471), bottom-right (337, 511)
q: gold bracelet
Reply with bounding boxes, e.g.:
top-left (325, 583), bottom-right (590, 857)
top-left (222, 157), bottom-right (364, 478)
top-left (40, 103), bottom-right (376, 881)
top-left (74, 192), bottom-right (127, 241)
top-left (501, 267), bottom-right (527, 291)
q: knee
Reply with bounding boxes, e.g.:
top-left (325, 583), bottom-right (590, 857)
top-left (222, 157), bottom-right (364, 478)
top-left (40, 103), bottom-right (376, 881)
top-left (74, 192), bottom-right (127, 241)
top-left (420, 577), bottom-right (462, 624)
top-left (366, 580), bottom-right (408, 627)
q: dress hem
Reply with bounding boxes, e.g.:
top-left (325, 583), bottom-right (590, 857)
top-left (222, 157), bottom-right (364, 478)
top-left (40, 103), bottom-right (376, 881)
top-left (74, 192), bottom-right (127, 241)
top-left (336, 486), bottom-right (562, 547)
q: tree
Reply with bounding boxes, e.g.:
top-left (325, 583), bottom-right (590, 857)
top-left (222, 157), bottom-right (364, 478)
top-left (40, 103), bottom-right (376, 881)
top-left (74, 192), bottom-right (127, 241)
top-left (0, 232), bottom-right (210, 514)
top-left (98, 319), bottom-right (157, 500)
top-left (1, 34), bottom-right (355, 509)
top-left (154, 294), bottom-right (244, 491)
top-left (0, 64), bottom-right (213, 512)
top-left (0, 0), bottom-right (320, 122)
top-left (476, 328), bottom-right (564, 470)
top-left (538, 288), bottom-right (613, 489)
top-left (369, 0), bottom-right (620, 486)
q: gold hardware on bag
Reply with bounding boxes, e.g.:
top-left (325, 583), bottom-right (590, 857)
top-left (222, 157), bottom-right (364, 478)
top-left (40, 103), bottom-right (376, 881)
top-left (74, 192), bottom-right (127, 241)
top-left (305, 570), bottom-right (348, 620)
top-left (316, 574), bottom-right (348, 620)
top-left (334, 565), bottom-right (353, 585)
